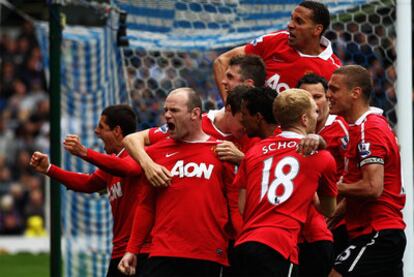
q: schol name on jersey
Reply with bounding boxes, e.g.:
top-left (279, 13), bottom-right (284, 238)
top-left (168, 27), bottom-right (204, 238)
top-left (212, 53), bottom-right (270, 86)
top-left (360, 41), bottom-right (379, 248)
top-left (262, 140), bottom-right (298, 154)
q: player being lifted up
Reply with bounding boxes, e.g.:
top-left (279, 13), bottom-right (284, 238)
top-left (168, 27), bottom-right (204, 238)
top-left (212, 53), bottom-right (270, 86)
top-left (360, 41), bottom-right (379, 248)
top-left (233, 89), bottom-right (338, 276)
top-left (214, 0), bottom-right (341, 100)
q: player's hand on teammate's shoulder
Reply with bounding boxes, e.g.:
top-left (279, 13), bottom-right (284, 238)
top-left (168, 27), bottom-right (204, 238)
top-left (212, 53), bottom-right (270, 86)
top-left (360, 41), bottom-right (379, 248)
top-left (63, 134), bottom-right (88, 157)
top-left (297, 134), bottom-right (326, 156)
top-left (117, 252), bottom-right (137, 276)
top-left (29, 151), bottom-right (50, 174)
top-left (215, 140), bottom-right (244, 164)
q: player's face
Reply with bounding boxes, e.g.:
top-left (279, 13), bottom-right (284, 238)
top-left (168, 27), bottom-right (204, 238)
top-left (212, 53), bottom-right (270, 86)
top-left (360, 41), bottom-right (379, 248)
top-left (228, 112), bottom-right (245, 139)
top-left (163, 92), bottom-right (192, 140)
top-left (327, 74), bottom-right (353, 117)
top-left (222, 65), bottom-right (244, 95)
top-left (305, 99), bottom-right (319, 134)
top-left (299, 83), bottom-right (329, 124)
top-left (240, 100), bottom-right (259, 137)
top-left (287, 6), bottom-right (320, 50)
top-left (94, 115), bottom-right (117, 154)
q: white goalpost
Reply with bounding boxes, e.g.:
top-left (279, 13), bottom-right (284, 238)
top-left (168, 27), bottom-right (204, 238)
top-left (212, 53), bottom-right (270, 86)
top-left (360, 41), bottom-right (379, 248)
top-left (396, 0), bottom-right (413, 276)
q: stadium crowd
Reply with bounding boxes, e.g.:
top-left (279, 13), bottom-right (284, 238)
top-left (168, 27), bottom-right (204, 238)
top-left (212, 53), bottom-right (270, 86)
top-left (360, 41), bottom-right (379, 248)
top-left (0, 21), bottom-right (48, 235)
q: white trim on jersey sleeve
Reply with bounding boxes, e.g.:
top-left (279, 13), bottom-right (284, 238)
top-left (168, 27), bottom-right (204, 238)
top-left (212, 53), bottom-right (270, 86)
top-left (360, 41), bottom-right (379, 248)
top-left (206, 108), bottom-right (232, 138)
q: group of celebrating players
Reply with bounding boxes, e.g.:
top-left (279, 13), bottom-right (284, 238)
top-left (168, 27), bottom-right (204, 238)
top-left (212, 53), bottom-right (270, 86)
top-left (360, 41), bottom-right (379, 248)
top-left (29, 1), bottom-right (406, 276)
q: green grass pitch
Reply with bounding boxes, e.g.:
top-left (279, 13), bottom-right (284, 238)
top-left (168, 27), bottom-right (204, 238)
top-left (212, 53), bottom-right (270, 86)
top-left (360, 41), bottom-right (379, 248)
top-left (0, 253), bottom-right (49, 277)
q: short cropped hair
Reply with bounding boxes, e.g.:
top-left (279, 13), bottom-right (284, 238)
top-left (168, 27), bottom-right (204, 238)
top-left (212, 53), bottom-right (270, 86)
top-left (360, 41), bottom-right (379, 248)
top-left (226, 85), bottom-right (250, 115)
top-left (299, 1), bottom-right (330, 35)
top-left (333, 65), bottom-right (372, 102)
top-left (296, 73), bottom-right (328, 92)
top-left (184, 88), bottom-right (202, 111)
top-left (170, 87), bottom-right (202, 112)
top-left (229, 55), bottom-right (266, 87)
top-left (242, 87), bottom-right (278, 124)
top-left (101, 104), bottom-right (137, 136)
top-left (273, 89), bottom-right (313, 129)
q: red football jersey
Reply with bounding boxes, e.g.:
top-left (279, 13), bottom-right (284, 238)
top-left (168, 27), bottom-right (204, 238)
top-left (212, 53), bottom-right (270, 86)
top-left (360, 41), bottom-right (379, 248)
top-left (141, 137), bottom-right (235, 265)
top-left (301, 204), bottom-right (334, 243)
top-left (148, 110), bottom-right (260, 153)
top-left (48, 149), bottom-right (146, 258)
top-left (245, 30), bottom-right (341, 93)
top-left (343, 111), bottom-right (405, 239)
top-left (234, 132), bottom-right (337, 264)
top-left (319, 115), bottom-right (349, 179)
top-left (301, 115), bottom-right (349, 242)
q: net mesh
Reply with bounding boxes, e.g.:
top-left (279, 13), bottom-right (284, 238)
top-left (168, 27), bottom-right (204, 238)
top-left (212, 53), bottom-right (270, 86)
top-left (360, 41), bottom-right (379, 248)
top-left (35, 15), bottom-right (128, 276)
top-left (120, 0), bottom-right (397, 127)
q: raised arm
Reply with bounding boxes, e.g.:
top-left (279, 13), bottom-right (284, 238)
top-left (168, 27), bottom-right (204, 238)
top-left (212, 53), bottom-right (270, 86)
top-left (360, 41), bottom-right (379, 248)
top-left (63, 134), bottom-right (142, 177)
top-left (30, 151), bottom-right (106, 193)
top-left (123, 129), bottom-right (172, 187)
top-left (213, 46), bottom-right (245, 101)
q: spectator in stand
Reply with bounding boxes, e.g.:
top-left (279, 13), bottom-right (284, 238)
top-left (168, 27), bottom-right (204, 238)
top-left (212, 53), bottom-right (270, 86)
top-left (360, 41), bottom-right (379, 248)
top-left (0, 20), bottom-right (49, 234)
top-left (0, 194), bottom-right (24, 235)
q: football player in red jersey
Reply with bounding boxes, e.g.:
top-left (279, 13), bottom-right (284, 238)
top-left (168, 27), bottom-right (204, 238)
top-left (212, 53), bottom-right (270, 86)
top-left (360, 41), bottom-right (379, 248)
top-left (122, 87), bottom-right (253, 277)
top-left (327, 65), bottom-right (406, 277)
top-left (118, 88), bottom-right (236, 277)
top-left (233, 89), bottom-right (338, 277)
top-left (123, 56), bottom-right (265, 188)
top-left (297, 74), bottom-right (349, 277)
top-left (218, 54), bottom-right (266, 100)
top-left (214, 1), bottom-right (341, 100)
top-left (30, 105), bottom-right (147, 277)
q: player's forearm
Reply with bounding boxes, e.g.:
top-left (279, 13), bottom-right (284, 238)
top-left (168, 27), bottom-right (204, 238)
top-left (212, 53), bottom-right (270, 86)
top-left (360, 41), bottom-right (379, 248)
top-left (317, 195), bottom-right (336, 217)
top-left (338, 179), bottom-right (383, 198)
top-left (123, 131), bottom-right (154, 169)
top-left (84, 149), bottom-right (142, 177)
top-left (238, 189), bottom-right (246, 215)
top-left (47, 165), bottom-right (105, 193)
top-left (339, 163), bottom-right (384, 198)
top-left (126, 205), bottom-right (154, 254)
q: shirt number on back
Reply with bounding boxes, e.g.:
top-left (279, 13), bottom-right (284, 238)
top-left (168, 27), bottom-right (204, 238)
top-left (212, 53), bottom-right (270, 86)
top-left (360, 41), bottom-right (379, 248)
top-left (260, 156), bottom-right (299, 205)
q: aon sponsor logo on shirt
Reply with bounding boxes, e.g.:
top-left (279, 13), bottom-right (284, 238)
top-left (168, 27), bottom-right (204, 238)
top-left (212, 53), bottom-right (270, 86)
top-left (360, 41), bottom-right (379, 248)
top-left (108, 182), bottom-right (123, 201)
top-left (171, 160), bottom-right (214, 180)
top-left (266, 73), bottom-right (289, 93)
